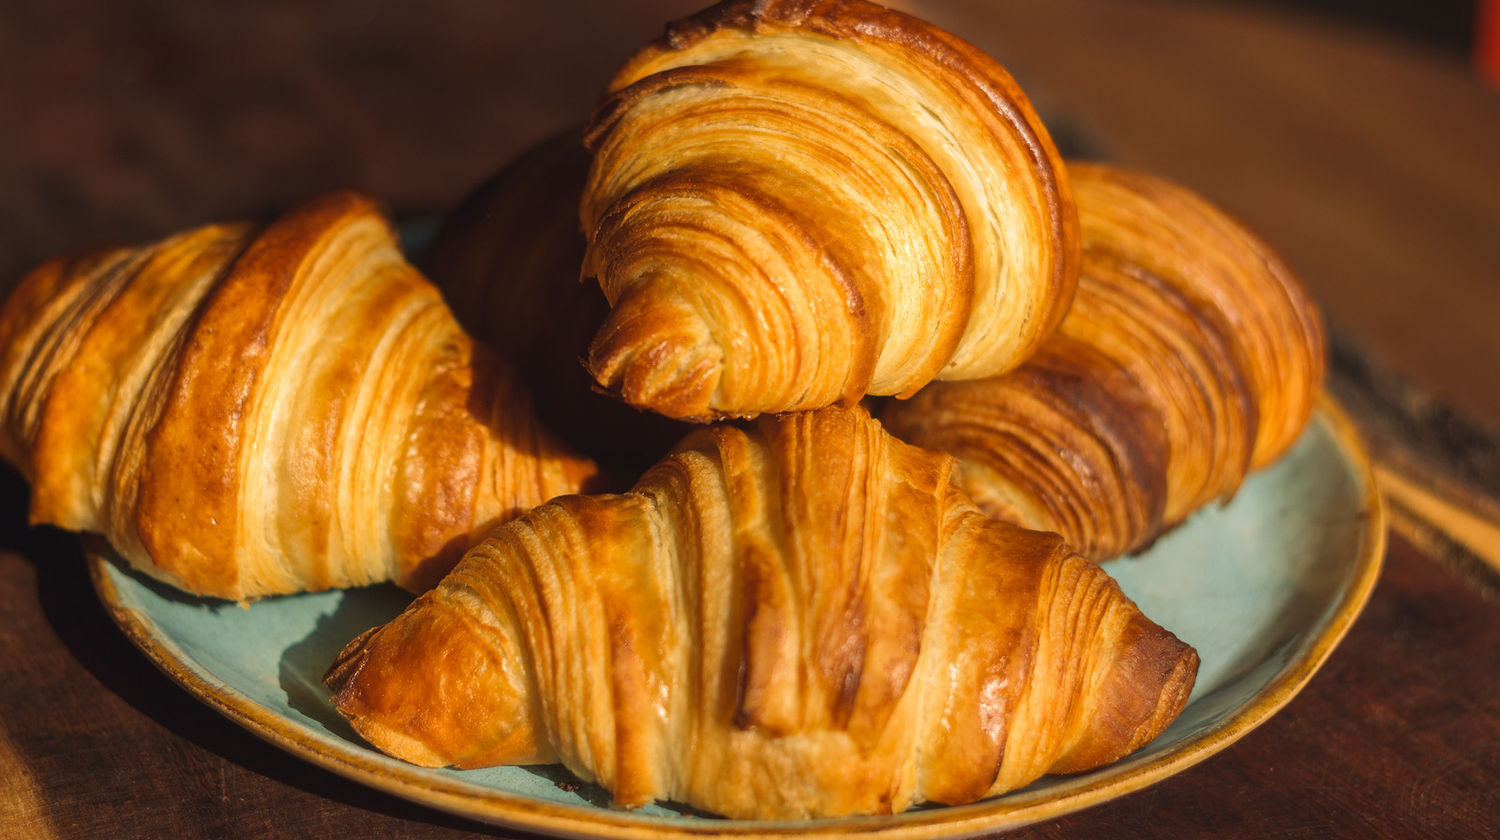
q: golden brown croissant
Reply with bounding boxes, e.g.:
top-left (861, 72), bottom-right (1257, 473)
top-left (422, 130), bottom-right (688, 480)
top-left (324, 404), bottom-right (1197, 819)
top-left (882, 163), bottom-right (1326, 560)
top-left (0, 191), bottom-right (598, 600)
top-left (579, 0), bottom-right (1079, 420)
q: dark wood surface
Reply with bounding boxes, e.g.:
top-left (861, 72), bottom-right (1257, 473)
top-left (2, 1), bottom-right (1498, 837)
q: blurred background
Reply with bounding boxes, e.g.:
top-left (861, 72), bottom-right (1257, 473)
top-left (1248, 0), bottom-right (1480, 56)
top-left (1, 0), bottom-right (1498, 425)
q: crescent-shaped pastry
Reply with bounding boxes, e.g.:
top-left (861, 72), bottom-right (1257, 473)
top-left (325, 404), bottom-right (1197, 819)
top-left (579, 0), bottom-right (1079, 420)
top-left (0, 191), bottom-right (598, 599)
top-left (882, 163), bottom-right (1325, 560)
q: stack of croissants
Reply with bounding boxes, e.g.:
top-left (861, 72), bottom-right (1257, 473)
top-left (0, 0), bottom-right (1325, 822)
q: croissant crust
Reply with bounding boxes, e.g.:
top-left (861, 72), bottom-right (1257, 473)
top-left (579, 0), bottom-right (1079, 420)
top-left (0, 191), bottom-right (598, 599)
top-left (882, 163), bottom-right (1325, 560)
top-left (325, 405), bottom-right (1196, 819)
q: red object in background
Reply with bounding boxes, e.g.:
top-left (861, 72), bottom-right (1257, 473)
top-left (1480, 0), bottom-right (1500, 86)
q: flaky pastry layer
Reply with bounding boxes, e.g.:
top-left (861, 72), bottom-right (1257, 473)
top-left (326, 405), bottom-right (1196, 819)
top-left (0, 191), bottom-right (597, 599)
top-left (883, 163), bottom-right (1325, 559)
top-left (580, 0), bottom-right (1079, 420)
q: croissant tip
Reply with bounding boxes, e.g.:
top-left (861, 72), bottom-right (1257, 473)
top-left (1045, 609), bottom-right (1199, 777)
top-left (588, 307), bottom-right (725, 421)
top-left (323, 625), bottom-right (381, 694)
top-left (1166, 639), bottom-right (1200, 716)
top-left (1116, 612), bottom-right (1198, 729)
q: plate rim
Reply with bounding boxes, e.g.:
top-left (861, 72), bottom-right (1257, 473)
top-left (88, 395), bottom-right (1386, 840)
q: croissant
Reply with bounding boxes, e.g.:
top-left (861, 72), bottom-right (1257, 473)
top-left (881, 163), bottom-right (1326, 560)
top-left (324, 404), bottom-right (1197, 819)
top-left (579, 0), bottom-right (1079, 420)
top-left (0, 191), bottom-right (598, 600)
top-left (422, 130), bottom-right (687, 480)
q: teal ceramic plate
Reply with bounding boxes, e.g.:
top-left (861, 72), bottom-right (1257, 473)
top-left (89, 399), bottom-right (1384, 839)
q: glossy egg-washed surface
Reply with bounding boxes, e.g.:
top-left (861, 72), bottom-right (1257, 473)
top-left (91, 400), bottom-right (1382, 838)
top-left (580, 0), bottom-right (1078, 420)
top-left (324, 405), bottom-right (1195, 819)
top-left (883, 163), bottom-right (1325, 561)
top-left (0, 191), bottom-right (597, 600)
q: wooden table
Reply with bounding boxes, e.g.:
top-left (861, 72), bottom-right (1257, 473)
top-left (3, 1), bottom-right (1498, 837)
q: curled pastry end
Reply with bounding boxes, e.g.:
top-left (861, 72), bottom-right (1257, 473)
top-left (324, 594), bottom-right (553, 770)
top-left (587, 286), bottom-right (725, 422)
top-left (1053, 610), bottom-right (1198, 775)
